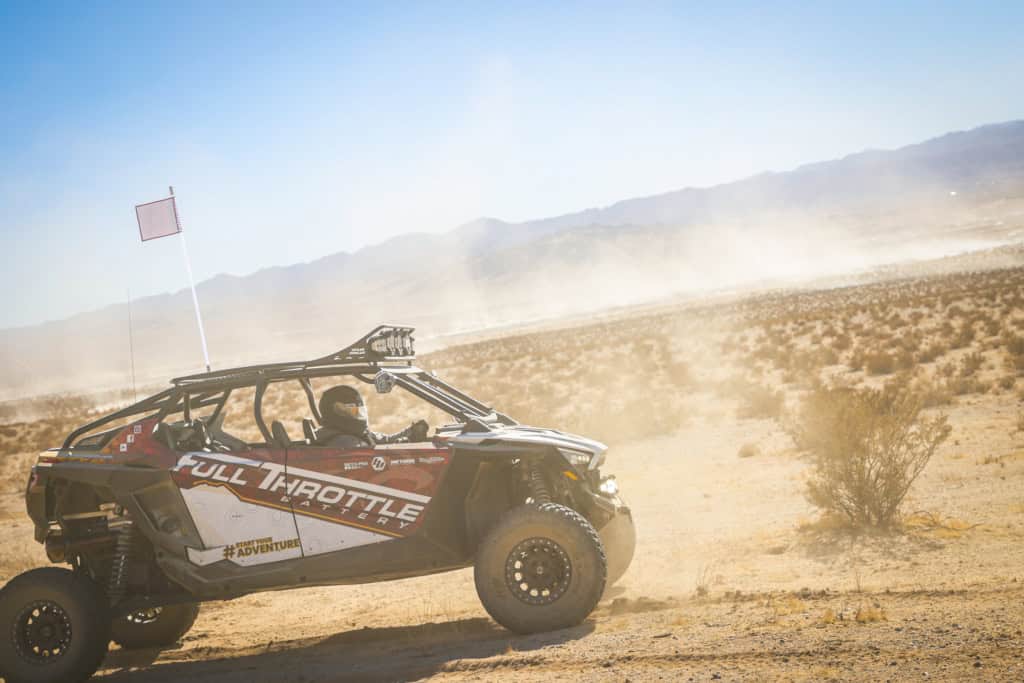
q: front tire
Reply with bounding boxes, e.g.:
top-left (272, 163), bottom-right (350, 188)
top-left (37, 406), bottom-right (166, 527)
top-left (474, 503), bottom-right (606, 634)
top-left (111, 603), bottom-right (200, 649)
top-left (599, 509), bottom-right (636, 587)
top-left (0, 567), bottom-right (111, 683)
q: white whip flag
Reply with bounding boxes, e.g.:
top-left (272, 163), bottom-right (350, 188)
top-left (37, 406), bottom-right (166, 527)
top-left (134, 187), bottom-right (211, 372)
top-left (135, 196), bottom-right (182, 241)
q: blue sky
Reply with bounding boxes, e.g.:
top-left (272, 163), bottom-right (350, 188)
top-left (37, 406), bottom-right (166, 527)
top-left (1, 1), bottom-right (1022, 328)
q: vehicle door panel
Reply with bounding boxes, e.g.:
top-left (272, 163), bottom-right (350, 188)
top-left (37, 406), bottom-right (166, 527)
top-left (285, 444), bottom-right (452, 557)
top-left (170, 447), bottom-right (303, 567)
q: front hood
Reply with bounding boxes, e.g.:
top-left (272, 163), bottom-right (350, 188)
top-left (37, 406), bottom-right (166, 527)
top-left (449, 425), bottom-right (607, 456)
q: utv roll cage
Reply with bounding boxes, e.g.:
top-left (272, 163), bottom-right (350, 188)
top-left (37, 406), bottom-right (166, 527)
top-left (62, 325), bottom-right (515, 451)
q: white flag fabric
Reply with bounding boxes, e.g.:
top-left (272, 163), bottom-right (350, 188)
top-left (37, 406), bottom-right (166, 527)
top-left (135, 196), bottom-right (181, 242)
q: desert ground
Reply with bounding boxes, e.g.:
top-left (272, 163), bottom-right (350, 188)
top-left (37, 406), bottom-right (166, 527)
top-left (3, 264), bottom-right (1024, 681)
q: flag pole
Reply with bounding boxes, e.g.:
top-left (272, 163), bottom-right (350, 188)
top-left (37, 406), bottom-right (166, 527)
top-left (170, 186), bottom-right (212, 372)
top-left (126, 287), bottom-right (138, 401)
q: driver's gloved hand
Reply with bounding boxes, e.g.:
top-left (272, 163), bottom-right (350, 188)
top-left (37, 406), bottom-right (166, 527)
top-left (409, 419), bottom-right (429, 442)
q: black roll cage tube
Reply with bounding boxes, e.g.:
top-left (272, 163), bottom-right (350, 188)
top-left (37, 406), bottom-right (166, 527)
top-left (61, 364), bottom-right (513, 452)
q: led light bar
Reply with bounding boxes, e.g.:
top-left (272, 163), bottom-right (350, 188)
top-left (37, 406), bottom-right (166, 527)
top-left (367, 328), bottom-right (415, 357)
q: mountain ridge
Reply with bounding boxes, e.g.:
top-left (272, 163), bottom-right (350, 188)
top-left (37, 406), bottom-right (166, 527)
top-left (2, 119), bottom-right (1023, 398)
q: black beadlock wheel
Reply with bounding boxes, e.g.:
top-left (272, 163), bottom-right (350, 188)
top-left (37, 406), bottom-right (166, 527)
top-left (0, 567), bottom-right (111, 683)
top-left (474, 503), bottom-right (606, 634)
top-left (111, 603), bottom-right (200, 649)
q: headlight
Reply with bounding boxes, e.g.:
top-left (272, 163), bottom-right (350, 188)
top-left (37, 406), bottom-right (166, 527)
top-left (560, 449), bottom-right (592, 469)
top-left (599, 476), bottom-right (619, 496)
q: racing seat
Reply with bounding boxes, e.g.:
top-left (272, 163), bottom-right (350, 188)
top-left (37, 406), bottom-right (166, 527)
top-left (270, 421), bottom-right (293, 449)
top-left (152, 422), bottom-right (176, 450)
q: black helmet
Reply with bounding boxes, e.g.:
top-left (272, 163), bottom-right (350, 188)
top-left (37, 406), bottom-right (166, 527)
top-left (319, 385), bottom-right (368, 436)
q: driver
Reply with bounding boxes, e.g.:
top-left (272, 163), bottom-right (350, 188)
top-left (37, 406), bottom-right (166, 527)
top-left (315, 385), bottom-right (428, 448)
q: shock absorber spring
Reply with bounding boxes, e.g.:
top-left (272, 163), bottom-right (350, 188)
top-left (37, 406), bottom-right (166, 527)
top-left (527, 463), bottom-right (552, 504)
top-left (107, 518), bottom-right (135, 605)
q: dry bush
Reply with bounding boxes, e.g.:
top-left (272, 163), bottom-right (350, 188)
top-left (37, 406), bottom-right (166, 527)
top-left (997, 375), bottom-right (1016, 391)
top-left (794, 386), bottom-right (951, 527)
top-left (947, 375), bottom-right (989, 396)
top-left (737, 442), bottom-right (760, 458)
top-left (959, 351), bottom-right (984, 377)
top-left (736, 383), bottom-right (785, 420)
top-left (911, 377), bottom-right (954, 408)
top-left (951, 324), bottom-right (976, 349)
top-left (917, 342), bottom-right (947, 364)
top-left (864, 350), bottom-right (895, 376)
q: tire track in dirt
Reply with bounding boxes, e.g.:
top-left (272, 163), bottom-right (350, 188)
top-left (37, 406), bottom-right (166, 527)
top-left (91, 586), bottom-right (1024, 682)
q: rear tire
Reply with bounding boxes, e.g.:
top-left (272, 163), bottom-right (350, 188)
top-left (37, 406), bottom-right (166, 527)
top-left (474, 503), bottom-right (606, 634)
top-left (0, 567), bottom-right (111, 683)
top-left (111, 603), bottom-right (200, 649)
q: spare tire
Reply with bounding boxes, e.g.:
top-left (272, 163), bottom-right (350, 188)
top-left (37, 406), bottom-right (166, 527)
top-left (111, 603), bottom-right (200, 649)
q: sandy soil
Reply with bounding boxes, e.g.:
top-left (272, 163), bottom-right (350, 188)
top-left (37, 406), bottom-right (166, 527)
top-left (3, 390), bottom-right (1020, 681)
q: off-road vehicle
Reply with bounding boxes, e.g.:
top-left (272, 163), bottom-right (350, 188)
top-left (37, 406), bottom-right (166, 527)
top-left (0, 325), bottom-right (635, 683)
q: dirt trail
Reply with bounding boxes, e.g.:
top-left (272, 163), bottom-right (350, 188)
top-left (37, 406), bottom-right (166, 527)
top-left (91, 587), bottom-right (1024, 682)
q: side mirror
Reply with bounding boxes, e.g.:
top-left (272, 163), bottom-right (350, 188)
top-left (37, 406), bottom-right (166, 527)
top-left (374, 370), bottom-right (396, 394)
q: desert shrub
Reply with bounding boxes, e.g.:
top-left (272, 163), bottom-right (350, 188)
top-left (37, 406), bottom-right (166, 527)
top-left (894, 349), bottom-right (915, 372)
top-left (917, 342), bottom-right (947, 364)
top-left (1007, 353), bottom-right (1024, 377)
top-left (913, 378), bottom-right (954, 408)
top-left (951, 324), bottom-right (975, 350)
top-left (736, 383), bottom-right (785, 420)
top-left (997, 375), bottom-right (1016, 391)
top-left (1003, 333), bottom-right (1024, 357)
top-left (831, 332), bottom-right (852, 352)
top-left (947, 376), bottom-right (988, 396)
top-left (818, 346), bottom-right (839, 366)
top-left (737, 442), bottom-right (760, 458)
top-left (959, 351), bottom-right (984, 377)
top-left (864, 351), bottom-right (895, 376)
top-left (794, 386), bottom-right (951, 527)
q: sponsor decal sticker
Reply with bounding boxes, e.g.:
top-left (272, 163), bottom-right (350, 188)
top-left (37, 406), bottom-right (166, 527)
top-left (174, 453), bottom-right (430, 535)
top-left (344, 461), bottom-right (368, 471)
top-left (418, 455), bottom-right (446, 464)
top-left (371, 456), bottom-right (387, 472)
top-left (222, 536), bottom-right (301, 560)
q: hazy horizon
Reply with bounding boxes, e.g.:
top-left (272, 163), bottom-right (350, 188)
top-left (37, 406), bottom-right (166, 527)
top-left (2, 2), bottom-right (1023, 328)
